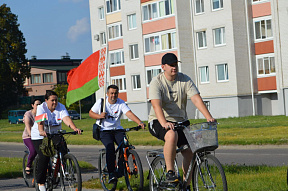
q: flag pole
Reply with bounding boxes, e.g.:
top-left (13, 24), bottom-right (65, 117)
top-left (103, 45), bottom-right (108, 112)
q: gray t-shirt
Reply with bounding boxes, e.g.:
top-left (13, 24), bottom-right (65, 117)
top-left (148, 72), bottom-right (199, 123)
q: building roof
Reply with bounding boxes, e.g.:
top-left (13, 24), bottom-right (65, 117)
top-left (31, 65), bottom-right (78, 71)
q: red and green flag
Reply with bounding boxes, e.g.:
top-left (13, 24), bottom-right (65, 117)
top-left (66, 47), bottom-right (106, 107)
top-left (35, 113), bottom-right (48, 123)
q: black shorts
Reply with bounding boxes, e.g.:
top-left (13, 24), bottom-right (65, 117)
top-left (148, 120), bottom-right (190, 148)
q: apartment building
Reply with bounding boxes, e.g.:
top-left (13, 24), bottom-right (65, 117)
top-left (89, 0), bottom-right (288, 120)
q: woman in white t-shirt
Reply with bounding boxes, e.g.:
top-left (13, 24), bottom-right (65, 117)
top-left (31, 90), bottom-right (81, 191)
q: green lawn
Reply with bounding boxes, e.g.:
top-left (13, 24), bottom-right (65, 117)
top-left (1, 114), bottom-right (288, 145)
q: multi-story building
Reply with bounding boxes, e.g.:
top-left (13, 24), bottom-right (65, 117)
top-left (24, 55), bottom-right (82, 97)
top-left (89, 0), bottom-right (288, 120)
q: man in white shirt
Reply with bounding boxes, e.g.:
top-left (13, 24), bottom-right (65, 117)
top-left (89, 85), bottom-right (145, 183)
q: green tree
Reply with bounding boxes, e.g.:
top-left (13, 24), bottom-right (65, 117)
top-left (0, 4), bottom-right (30, 118)
top-left (53, 84), bottom-right (80, 111)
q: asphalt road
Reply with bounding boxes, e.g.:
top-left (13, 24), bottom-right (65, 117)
top-left (1, 142), bottom-right (288, 190)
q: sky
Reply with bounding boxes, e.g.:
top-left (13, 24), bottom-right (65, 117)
top-left (2, 0), bottom-right (92, 61)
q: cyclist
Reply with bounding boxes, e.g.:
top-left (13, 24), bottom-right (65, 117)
top-left (148, 53), bottom-right (216, 190)
top-left (89, 84), bottom-right (145, 184)
top-left (31, 90), bottom-right (82, 191)
top-left (22, 98), bottom-right (41, 175)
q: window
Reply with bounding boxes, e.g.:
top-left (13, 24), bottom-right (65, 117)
top-left (142, 0), bottom-right (174, 22)
top-left (57, 72), bottom-right (67, 83)
top-left (43, 73), bottom-right (53, 83)
top-left (203, 101), bottom-right (210, 110)
top-left (216, 64), bottom-right (229, 82)
top-left (199, 66), bottom-right (209, 83)
top-left (254, 18), bottom-right (272, 40)
top-left (144, 31), bottom-right (176, 53)
top-left (212, 0), bottom-right (223, 10)
top-left (106, 0), bottom-right (121, 13)
top-left (128, 14), bottom-right (137, 30)
top-left (213, 27), bottom-right (225, 46)
top-left (146, 66), bottom-right (162, 85)
top-left (111, 76), bottom-right (126, 92)
top-left (110, 50), bottom-right (124, 66)
top-left (257, 54), bottom-right (275, 75)
top-left (108, 23), bottom-right (122, 40)
top-left (197, 31), bottom-right (207, 49)
top-left (129, 44), bottom-right (139, 60)
top-left (31, 74), bottom-right (41, 84)
top-left (100, 32), bottom-right (106, 45)
top-left (132, 75), bottom-right (141, 90)
top-left (99, 7), bottom-right (104, 20)
top-left (195, 0), bottom-right (204, 14)
top-left (253, 0), bottom-right (269, 3)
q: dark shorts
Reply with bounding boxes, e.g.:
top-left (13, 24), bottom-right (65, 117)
top-left (148, 120), bottom-right (190, 148)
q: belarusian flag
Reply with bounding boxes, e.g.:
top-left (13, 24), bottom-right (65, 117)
top-left (66, 47), bottom-right (106, 107)
top-left (35, 113), bottom-right (48, 123)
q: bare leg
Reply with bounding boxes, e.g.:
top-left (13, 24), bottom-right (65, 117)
top-left (164, 130), bottom-right (178, 172)
top-left (181, 148), bottom-right (193, 184)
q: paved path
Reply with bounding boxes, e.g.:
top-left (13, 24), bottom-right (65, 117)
top-left (1, 142), bottom-right (288, 190)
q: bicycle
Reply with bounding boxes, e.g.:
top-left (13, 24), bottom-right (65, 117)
top-left (34, 129), bottom-right (83, 191)
top-left (146, 122), bottom-right (228, 191)
top-left (98, 126), bottom-right (144, 191)
top-left (23, 150), bottom-right (35, 188)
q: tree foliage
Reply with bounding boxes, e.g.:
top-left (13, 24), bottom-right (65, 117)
top-left (0, 4), bottom-right (30, 118)
top-left (53, 84), bottom-right (80, 111)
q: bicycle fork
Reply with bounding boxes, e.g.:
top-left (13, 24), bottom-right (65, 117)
top-left (195, 153), bottom-right (216, 189)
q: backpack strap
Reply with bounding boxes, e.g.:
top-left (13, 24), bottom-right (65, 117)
top-left (99, 98), bottom-right (104, 125)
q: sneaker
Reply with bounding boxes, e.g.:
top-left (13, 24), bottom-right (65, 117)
top-left (186, 185), bottom-right (191, 191)
top-left (108, 173), bottom-right (118, 184)
top-left (165, 170), bottom-right (179, 183)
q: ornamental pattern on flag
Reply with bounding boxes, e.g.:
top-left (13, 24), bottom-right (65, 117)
top-left (98, 48), bottom-right (106, 87)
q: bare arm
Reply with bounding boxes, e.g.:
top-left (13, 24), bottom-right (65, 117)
top-left (89, 109), bottom-right (106, 120)
top-left (125, 110), bottom-right (145, 129)
top-left (38, 121), bottom-right (46, 137)
top-left (62, 116), bottom-right (82, 134)
top-left (190, 94), bottom-right (215, 122)
top-left (150, 99), bottom-right (175, 130)
top-left (24, 116), bottom-right (32, 137)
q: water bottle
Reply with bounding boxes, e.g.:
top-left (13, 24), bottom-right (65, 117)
top-left (52, 154), bottom-right (58, 169)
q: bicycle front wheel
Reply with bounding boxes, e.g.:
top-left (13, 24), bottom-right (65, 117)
top-left (124, 149), bottom-right (144, 191)
top-left (23, 152), bottom-right (35, 188)
top-left (60, 153), bottom-right (82, 191)
top-left (192, 154), bottom-right (227, 191)
top-left (98, 150), bottom-right (117, 191)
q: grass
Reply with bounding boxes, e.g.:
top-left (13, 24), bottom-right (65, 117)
top-left (83, 165), bottom-right (288, 191)
top-left (1, 114), bottom-right (288, 145)
top-left (0, 157), bottom-right (96, 179)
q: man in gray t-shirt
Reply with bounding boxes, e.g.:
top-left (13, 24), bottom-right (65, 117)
top-left (148, 53), bottom-right (216, 187)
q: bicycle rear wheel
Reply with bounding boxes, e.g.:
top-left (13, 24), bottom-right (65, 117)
top-left (192, 154), bottom-right (227, 191)
top-left (98, 150), bottom-right (117, 191)
top-left (34, 156), bottom-right (54, 191)
top-left (60, 153), bottom-right (82, 191)
top-left (23, 151), bottom-right (35, 188)
top-left (124, 149), bottom-right (143, 191)
top-left (149, 156), bottom-right (180, 191)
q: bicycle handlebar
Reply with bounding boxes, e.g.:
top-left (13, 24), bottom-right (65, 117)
top-left (173, 121), bottom-right (218, 130)
top-left (47, 129), bottom-right (83, 137)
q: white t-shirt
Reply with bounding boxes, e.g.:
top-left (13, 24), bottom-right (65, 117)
top-left (31, 102), bottom-right (69, 140)
top-left (91, 97), bottom-right (130, 131)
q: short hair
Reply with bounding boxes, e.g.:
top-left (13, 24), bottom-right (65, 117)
top-left (107, 85), bottom-right (119, 92)
top-left (45, 90), bottom-right (58, 100)
top-left (32, 98), bottom-right (41, 105)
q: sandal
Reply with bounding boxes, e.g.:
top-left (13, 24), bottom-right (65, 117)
top-left (25, 169), bottom-right (32, 175)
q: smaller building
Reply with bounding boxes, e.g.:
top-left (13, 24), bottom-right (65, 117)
top-left (24, 55), bottom-right (82, 97)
